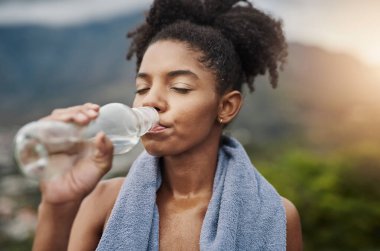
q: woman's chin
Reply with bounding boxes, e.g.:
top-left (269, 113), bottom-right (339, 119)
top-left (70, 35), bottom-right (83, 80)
top-left (143, 143), bottom-right (183, 158)
top-left (144, 148), bottom-right (164, 157)
top-left (142, 143), bottom-right (166, 157)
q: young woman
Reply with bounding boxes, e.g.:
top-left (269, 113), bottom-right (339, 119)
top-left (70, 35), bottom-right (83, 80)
top-left (33, 0), bottom-right (302, 250)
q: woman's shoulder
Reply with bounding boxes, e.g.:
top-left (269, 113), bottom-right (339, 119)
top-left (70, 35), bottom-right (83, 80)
top-left (80, 177), bottom-right (125, 210)
top-left (84, 177), bottom-right (125, 217)
top-left (78, 177), bottom-right (125, 213)
top-left (90, 177), bottom-right (125, 200)
top-left (77, 176), bottom-right (125, 220)
top-left (281, 197), bottom-right (303, 251)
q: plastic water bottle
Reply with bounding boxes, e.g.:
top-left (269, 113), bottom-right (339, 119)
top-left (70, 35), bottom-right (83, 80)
top-left (14, 103), bottom-right (159, 180)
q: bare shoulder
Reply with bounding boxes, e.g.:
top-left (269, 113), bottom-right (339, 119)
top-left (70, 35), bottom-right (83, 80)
top-left (81, 177), bottom-right (125, 214)
top-left (84, 177), bottom-right (125, 222)
top-left (282, 197), bottom-right (303, 251)
top-left (88, 177), bottom-right (125, 202)
top-left (68, 177), bottom-right (125, 251)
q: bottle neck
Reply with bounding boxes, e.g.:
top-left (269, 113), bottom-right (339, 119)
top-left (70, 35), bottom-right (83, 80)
top-left (132, 107), bottom-right (159, 136)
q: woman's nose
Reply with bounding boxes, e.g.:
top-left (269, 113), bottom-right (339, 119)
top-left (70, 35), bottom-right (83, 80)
top-left (141, 85), bottom-right (167, 112)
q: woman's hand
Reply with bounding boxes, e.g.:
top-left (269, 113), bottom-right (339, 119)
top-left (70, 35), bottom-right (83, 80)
top-left (32, 103), bottom-right (114, 251)
top-left (39, 103), bottom-right (114, 205)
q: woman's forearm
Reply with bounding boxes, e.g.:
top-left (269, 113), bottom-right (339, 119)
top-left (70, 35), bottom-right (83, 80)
top-left (32, 200), bottom-right (82, 251)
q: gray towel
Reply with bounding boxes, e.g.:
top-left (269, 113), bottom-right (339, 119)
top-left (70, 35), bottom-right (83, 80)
top-left (96, 136), bottom-right (286, 250)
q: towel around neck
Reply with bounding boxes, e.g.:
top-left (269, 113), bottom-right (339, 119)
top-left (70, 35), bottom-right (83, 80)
top-left (96, 136), bottom-right (286, 251)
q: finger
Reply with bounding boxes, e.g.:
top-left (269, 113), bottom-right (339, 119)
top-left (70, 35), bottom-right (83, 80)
top-left (52, 103), bottom-right (99, 113)
top-left (81, 108), bottom-right (99, 119)
top-left (51, 105), bottom-right (84, 115)
top-left (41, 103), bottom-right (100, 124)
top-left (71, 105), bottom-right (100, 123)
top-left (43, 111), bottom-right (89, 125)
top-left (72, 112), bottom-right (92, 125)
top-left (79, 103), bottom-right (100, 119)
top-left (84, 103), bottom-right (100, 111)
top-left (40, 106), bottom-right (82, 122)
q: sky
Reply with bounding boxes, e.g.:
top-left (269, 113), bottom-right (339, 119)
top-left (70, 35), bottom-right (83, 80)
top-left (255, 0), bottom-right (380, 66)
top-left (0, 0), bottom-right (379, 66)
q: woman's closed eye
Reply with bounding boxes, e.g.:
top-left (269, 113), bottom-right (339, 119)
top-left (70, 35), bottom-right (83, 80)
top-left (135, 87), bottom-right (150, 95)
top-left (170, 82), bottom-right (193, 94)
top-left (135, 82), bottom-right (193, 95)
top-left (171, 87), bottom-right (191, 94)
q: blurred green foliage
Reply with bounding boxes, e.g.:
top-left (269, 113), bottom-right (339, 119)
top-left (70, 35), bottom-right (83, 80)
top-left (250, 142), bottom-right (380, 251)
top-left (0, 237), bottom-right (33, 251)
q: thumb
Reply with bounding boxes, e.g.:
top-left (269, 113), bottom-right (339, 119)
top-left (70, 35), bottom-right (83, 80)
top-left (92, 132), bottom-right (114, 174)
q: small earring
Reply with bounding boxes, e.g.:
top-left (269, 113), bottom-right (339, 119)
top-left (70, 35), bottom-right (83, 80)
top-left (219, 118), bottom-right (223, 124)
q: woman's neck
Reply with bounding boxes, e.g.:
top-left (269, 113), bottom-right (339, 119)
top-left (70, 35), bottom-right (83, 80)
top-left (160, 136), bottom-right (221, 199)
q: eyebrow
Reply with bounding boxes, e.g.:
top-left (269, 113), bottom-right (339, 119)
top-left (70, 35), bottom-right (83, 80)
top-left (136, 70), bottom-right (199, 80)
top-left (136, 72), bottom-right (150, 80)
top-left (167, 70), bottom-right (199, 80)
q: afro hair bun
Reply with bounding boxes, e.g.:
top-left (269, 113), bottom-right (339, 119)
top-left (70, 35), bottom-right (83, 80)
top-left (128, 0), bottom-right (287, 91)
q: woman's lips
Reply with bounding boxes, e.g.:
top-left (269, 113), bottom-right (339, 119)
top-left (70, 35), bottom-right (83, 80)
top-left (148, 124), bottom-right (167, 133)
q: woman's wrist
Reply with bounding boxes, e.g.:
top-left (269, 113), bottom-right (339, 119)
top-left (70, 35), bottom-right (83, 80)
top-left (39, 198), bottom-right (82, 215)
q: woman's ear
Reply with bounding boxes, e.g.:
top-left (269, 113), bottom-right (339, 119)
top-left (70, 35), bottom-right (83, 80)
top-left (217, 90), bottom-right (243, 124)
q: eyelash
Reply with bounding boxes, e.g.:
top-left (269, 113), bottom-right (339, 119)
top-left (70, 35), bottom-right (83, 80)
top-left (135, 86), bottom-right (192, 95)
top-left (135, 88), bottom-right (150, 95)
top-left (171, 87), bottom-right (191, 94)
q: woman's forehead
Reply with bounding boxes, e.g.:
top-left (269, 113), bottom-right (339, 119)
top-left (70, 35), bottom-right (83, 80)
top-left (140, 40), bottom-right (205, 72)
top-left (138, 40), bottom-right (218, 92)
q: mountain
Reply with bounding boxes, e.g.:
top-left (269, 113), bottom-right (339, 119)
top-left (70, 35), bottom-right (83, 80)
top-left (282, 43), bottom-right (380, 147)
top-left (0, 13), bottom-right (143, 126)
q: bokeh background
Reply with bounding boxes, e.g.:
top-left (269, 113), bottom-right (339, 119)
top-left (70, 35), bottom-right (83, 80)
top-left (1, 0), bottom-right (380, 250)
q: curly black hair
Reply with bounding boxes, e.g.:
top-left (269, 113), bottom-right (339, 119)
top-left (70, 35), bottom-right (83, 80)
top-left (127, 0), bottom-right (287, 93)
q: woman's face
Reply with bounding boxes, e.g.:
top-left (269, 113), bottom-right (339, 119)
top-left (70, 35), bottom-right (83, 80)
top-left (133, 40), bottom-right (222, 157)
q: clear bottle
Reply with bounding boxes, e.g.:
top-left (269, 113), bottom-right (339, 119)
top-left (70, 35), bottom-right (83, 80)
top-left (14, 103), bottom-right (159, 180)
